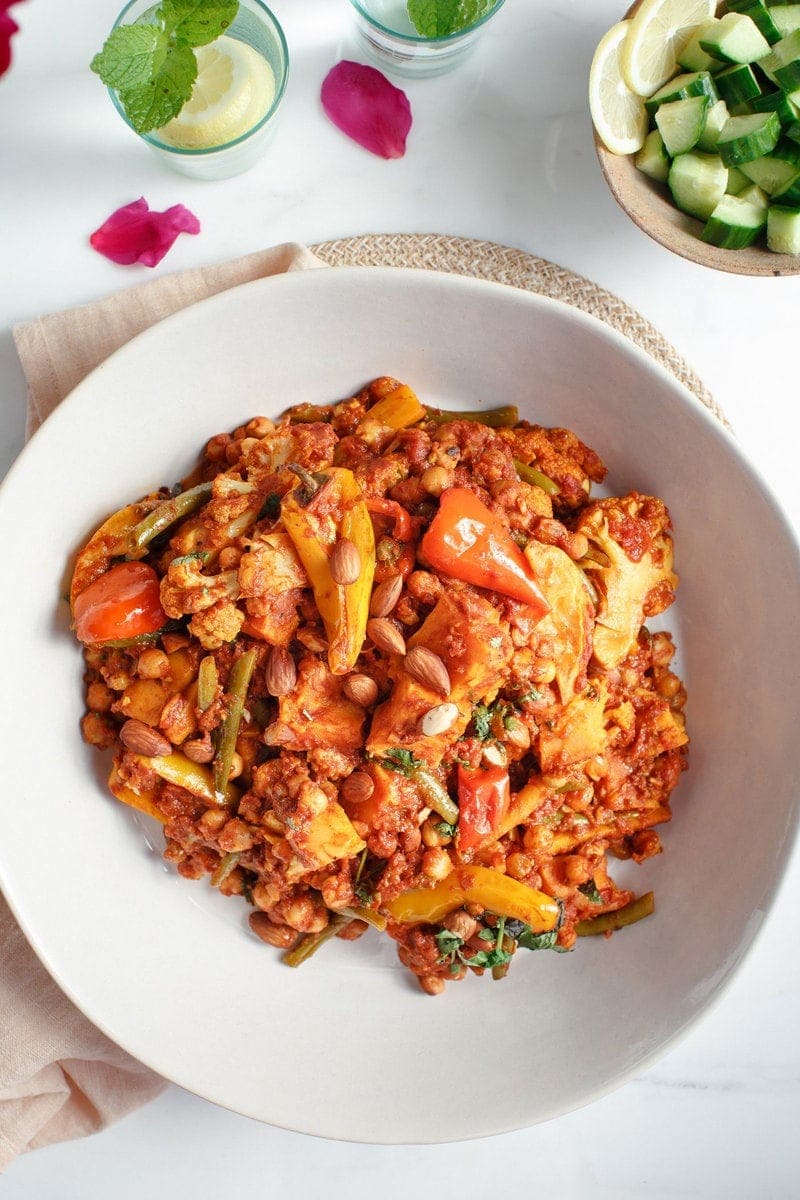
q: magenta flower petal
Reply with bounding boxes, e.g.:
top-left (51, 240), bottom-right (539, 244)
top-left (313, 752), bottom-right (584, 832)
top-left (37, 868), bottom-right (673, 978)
top-left (321, 61), bottom-right (411, 159)
top-left (90, 198), bottom-right (201, 268)
top-left (0, 1), bottom-right (25, 79)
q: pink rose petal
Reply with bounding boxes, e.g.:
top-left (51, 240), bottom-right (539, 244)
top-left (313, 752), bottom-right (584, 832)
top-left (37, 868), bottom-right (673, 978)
top-left (90, 197), bottom-right (201, 267)
top-left (321, 60), bottom-right (411, 160)
top-left (1, 1), bottom-right (25, 78)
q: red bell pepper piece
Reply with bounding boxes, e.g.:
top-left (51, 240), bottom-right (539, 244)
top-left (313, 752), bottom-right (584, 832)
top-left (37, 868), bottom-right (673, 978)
top-left (420, 487), bottom-right (549, 616)
top-left (73, 561), bottom-right (166, 644)
top-left (456, 763), bottom-right (511, 853)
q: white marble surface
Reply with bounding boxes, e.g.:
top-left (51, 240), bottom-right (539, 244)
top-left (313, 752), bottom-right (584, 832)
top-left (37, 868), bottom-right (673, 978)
top-left (1, 0), bottom-right (799, 1195)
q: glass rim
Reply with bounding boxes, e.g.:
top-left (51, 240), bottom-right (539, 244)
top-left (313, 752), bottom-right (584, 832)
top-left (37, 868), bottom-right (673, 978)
top-left (348, 0), bottom-right (506, 45)
top-left (108, 0), bottom-right (289, 157)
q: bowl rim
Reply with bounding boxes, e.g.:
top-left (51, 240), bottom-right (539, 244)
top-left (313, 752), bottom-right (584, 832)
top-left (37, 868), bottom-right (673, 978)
top-left (2, 265), bottom-right (799, 1141)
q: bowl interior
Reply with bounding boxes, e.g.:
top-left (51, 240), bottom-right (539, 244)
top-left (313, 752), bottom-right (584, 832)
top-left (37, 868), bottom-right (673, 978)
top-left (594, 1), bottom-right (800, 276)
top-left (0, 267), bottom-right (798, 1141)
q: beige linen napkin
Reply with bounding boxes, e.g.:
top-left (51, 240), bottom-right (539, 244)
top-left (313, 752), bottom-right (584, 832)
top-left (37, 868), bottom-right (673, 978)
top-left (2, 242), bottom-right (322, 1169)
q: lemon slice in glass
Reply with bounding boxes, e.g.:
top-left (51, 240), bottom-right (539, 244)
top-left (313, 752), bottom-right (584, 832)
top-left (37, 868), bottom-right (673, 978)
top-left (621, 0), bottom-right (716, 98)
top-left (589, 22), bottom-right (648, 156)
top-left (158, 36), bottom-right (276, 150)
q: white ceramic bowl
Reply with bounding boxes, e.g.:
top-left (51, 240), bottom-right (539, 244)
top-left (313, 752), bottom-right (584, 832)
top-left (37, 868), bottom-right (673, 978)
top-left (1, 268), bottom-right (798, 1142)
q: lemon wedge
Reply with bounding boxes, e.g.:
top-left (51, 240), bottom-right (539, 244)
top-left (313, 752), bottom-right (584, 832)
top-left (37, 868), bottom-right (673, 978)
top-left (589, 22), bottom-right (648, 156)
top-left (620, 0), bottom-right (716, 98)
top-left (158, 36), bottom-right (275, 151)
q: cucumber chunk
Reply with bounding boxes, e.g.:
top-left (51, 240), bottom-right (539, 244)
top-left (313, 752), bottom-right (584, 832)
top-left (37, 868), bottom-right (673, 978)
top-left (759, 30), bottom-right (800, 88)
top-left (701, 194), bottom-right (768, 246)
top-left (769, 6), bottom-right (800, 41)
top-left (751, 87), bottom-right (800, 125)
top-left (678, 19), bottom-right (722, 72)
top-left (739, 151), bottom-right (800, 190)
top-left (784, 117), bottom-right (800, 142)
top-left (767, 203), bottom-right (800, 251)
top-left (698, 99), bottom-right (732, 149)
top-left (737, 181), bottom-right (770, 207)
top-left (726, 165), bottom-right (752, 192)
top-left (716, 110), bottom-right (781, 163)
top-left (770, 168), bottom-right (800, 203)
top-left (773, 135), bottom-right (800, 163)
top-left (655, 95), bottom-right (711, 156)
top-left (635, 129), bottom-right (670, 183)
top-left (700, 13), bottom-right (771, 63)
top-left (644, 71), bottom-right (719, 117)
top-left (669, 152), bottom-right (729, 219)
top-left (724, 2), bottom-right (781, 45)
top-left (714, 63), bottom-right (763, 105)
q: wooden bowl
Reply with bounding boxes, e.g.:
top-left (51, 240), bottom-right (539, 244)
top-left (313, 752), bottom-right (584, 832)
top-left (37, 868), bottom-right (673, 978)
top-left (594, 0), bottom-right (800, 276)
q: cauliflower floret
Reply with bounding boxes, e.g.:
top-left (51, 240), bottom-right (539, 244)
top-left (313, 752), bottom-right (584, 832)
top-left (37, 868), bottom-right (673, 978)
top-left (188, 600), bottom-right (245, 650)
top-left (499, 424), bottom-right (607, 513)
top-left (160, 558), bottom-right (239, 618)
top-left (576, 493), bottom-right (677, 670)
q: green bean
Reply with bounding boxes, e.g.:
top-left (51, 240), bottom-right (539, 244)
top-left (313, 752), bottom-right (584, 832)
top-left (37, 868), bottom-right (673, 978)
top-left (513, 459), bottom-right (560, 496)
top-left (197, 655), bottom-right (218, 712)
top-left (210, 851), bottom-right (241, 888)
top-left (425, 405), bottom-right (519, 429)
top-left (340, 906), bottom-right (388, 932)
top-left (414, 768), bottom-right (460, 826)
top-left (576, 891), bottom-right (655, 937)
top-left (212, 649), bottom-right (257, 801)
top-left (282, 915), bottom-right (349, 968)
top-left (127, 482), bottom-right (213, 553)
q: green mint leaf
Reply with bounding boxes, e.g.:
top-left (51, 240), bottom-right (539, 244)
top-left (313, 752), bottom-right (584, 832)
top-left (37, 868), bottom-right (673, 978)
top-left (161, 0), bottom-right (239, 47)
top-left (435, 820), bottom-right (458, 838)
top-left (407, 0), bottom-right (494, 37)
top-left (119, 39), bottom-right (197, 133)
top-left (380, 748), bottom-right (421, 777)
top-left (90, 24), bottom-right (170, 91)
top-left (517, 927), bottom-right (559, 952)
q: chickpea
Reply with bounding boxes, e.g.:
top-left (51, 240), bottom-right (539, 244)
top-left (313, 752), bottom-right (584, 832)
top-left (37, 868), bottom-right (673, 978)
top-left (86, 681), bottom-right (114, 713)
top-left (442, 910), bottom-right (478, 942)
top-left (419, 974), bottom-right (445, 996)
top-left (249, 912), bottom-right (298, 950)
top-left (422, 847), bottom-right (453, 881)
top-left (282, 896), bottom-right (328, 934)
top-left (227, 752), bottom-right (244, 781)
top-left (245, 416), bottom-right (274, 438)
top-left (136, 648), bottom-right (170, 680)
top-left (199, 808), bottom-right (228, 833)
top-left (420, 465), bottom-right (452, 497)
top-left (505, 852), bottom-right (534, 881)
top-left (421, 816), bottom-right (449, 848)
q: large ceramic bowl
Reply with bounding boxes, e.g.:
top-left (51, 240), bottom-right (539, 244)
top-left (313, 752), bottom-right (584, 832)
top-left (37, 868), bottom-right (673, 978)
top-left (0, 267), bottom-right (798, 1142)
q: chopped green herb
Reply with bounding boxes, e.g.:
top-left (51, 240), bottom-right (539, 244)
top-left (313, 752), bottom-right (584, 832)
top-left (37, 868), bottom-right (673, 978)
top-left (435, 820), bottom-right (458, 838)
top-left (578, 879), bottom-right (603, 905)
top-left (435, 928), bottom-right (464, 964)
top-left (380, 748), bottom-right (423, 777)
top-left (519, 686), bottom-right (543, 704)
top-left (170, 550), bottom-right (210, 567)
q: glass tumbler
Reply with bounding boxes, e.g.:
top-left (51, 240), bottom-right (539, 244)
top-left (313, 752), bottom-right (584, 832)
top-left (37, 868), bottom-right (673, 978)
top-left (108, 0), bottom-right (289, 180)
top-left (348, 0), bottom-right (506, 77)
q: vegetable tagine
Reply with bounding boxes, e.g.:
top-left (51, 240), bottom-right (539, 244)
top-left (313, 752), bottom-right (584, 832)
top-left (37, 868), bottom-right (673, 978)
top-left (71, 378), bottom-right (688, 995)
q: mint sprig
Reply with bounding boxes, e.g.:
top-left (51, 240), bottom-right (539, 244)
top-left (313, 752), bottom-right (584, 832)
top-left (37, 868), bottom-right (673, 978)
top-left (91, 0), bottom-right (238, 135)
top-left (407, 0), bottom-right (496, 39)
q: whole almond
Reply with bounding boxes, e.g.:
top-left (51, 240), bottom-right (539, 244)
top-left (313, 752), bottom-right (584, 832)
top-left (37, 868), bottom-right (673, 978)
top-left (369, 574), bottom-right (403, 618)
top-left (183, 735), bottom-right (215, 763)
top-left (340, 771), bottom-right (375, 805)
top-left (266, 646), bottom-right (297, 697)
top-left (367, 617), bottom-right (406, 656)
top-left (343, 674), bottom-right (379, 706)
top-left (330, 538), bottom-right (361, 585)
top-left (420, 702), bottom-right (459, 737)
top-left (404, 646), bottom-right (451, 697)
top-left (119, 718), bottom-right (172, 758)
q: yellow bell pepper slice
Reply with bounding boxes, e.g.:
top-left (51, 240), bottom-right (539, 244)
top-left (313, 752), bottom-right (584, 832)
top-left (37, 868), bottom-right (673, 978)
top-left (130, 752), bottom-right (240, 808)
top-left (357, 381), bottom-right (425, 432)
top-left (108, 763), bottom-right (165, 823)
top-left (281, 467), bottom-right (375, 675)
top-left (385, 864), bottom-right (560, 931)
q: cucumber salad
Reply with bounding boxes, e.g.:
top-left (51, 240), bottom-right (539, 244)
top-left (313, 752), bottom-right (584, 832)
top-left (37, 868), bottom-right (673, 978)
top-left (590, 0), bottom-right (800, 255)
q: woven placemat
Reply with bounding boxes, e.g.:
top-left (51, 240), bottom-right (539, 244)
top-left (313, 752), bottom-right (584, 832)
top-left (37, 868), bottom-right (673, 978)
top-left (312, 233), bottom-right (728, 430)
